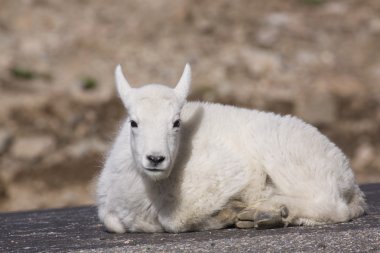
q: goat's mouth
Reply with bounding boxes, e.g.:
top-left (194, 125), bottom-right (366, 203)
top-left (142, 165), bottom-right (171, 180)
top-left (144, 168), bottom-right (165, 172)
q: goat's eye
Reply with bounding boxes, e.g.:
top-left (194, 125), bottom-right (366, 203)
top-left (173, 119), bottom-right (181, 128)
top-left (130, 120), bottom-right (138, 128)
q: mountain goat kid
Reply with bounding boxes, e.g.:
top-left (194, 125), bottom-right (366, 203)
top-left (96, 64), bottom-right (366, 233)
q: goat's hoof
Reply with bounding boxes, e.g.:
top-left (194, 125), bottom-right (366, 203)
top-left (236, 220), bottom-right (255, 229)
top-left (210, 200), bottom-right (248, 227)
top-left (253, 210), bottom-right (284, 229)
top-left (236, 205), bottom-right (288, 229)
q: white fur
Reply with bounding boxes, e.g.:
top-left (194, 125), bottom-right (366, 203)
top-left (96, 64), bottom-right (366, 233)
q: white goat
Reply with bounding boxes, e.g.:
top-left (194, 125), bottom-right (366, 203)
top-left (96, 64), bottom-right (366, 233)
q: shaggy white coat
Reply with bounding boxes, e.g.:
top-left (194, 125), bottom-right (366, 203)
top-left (96, 64), bottom-right (366, 233)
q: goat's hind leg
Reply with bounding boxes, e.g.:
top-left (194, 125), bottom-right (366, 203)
top-left (236, 194), bottom-right (351, 229)
top-left (195, 200), bottom-right (247, 231)
top-left (236, 198), bottom-right (289, 229)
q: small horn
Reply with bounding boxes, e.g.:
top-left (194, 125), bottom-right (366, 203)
top-left (174, 63), bottom-right (191, 100)
top-left (115, 64), bottom-right (131, 98)
top-left (115, 64), bottom-right (132, 107)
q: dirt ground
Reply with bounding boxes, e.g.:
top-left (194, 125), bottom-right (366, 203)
top-left (0, 0), bottom-right (380, 212)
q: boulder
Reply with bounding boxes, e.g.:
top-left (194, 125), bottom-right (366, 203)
top-left (11, 135), bottom-right (56, 161)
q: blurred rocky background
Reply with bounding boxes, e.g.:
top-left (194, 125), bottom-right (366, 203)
top-left (0, 0), bottom-right (380, 212)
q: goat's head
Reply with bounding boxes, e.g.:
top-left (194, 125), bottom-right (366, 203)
top-left (115, 64), bottom-right (191, 180)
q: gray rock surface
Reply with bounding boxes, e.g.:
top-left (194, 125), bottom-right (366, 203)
top-left (0, 184), bottom-right (379, 253)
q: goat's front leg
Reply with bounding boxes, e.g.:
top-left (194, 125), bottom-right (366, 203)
top-left (101, 212), bottom-right (127, 233)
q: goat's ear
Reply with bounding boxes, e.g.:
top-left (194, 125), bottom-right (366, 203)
top-left (174, 63), bottom-right (191, 100)
top-left (115, 64), bottom-right (131, 106)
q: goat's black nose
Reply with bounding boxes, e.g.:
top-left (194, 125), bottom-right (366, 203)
top-left (147, 155), bottom-right (166, 165)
